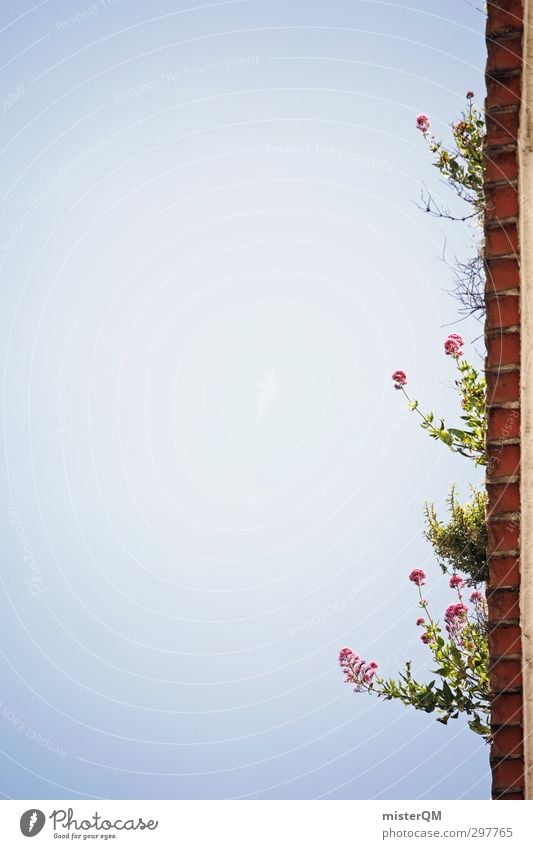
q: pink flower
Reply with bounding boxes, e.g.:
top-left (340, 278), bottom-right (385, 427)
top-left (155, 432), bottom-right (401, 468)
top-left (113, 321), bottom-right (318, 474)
top-left (449, 574), bottom-right (466, 589)
top-left (416, 113), bottom-right (430, 133)
top-left (470, 590), bottom-right (483, 603)
top-left (420, 632), bottom-right (431, 644)
top-left (466, 90), bottom-right (474, 100)
top-left (392, 369), bottom-right (407, 390)
top-left (339, 647), bottom-right (360, 682)
top-left (444, 602), bottom-right (468, 638)
top-left (339, 647), bottom-right (358, 665)
top-left (363, 661), bottom-right (378, 683)
top-left (339, 648), bottom-right (378, 691)
top-left (416, 617), bottom-right (425, 626)
top-left (409, 568), bottom-right (426, 586)
top-left (445, 602), bottom-right (468, 619)
top-left (444, 333), bottom-right (464, 358)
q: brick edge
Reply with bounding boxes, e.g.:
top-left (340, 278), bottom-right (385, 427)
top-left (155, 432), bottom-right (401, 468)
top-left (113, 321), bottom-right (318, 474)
top-left (485, 0), bottom-right (525, 801)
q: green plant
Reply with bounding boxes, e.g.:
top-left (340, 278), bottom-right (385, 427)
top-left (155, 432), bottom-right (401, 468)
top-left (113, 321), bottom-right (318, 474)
top-left (340, 94), bottom-right (490, 743)
top-left (424, 486), bottom-right (488, 585)
top-left (339, 571), bottom-right (489, 738)
top-left (417, 93), bottom-right (486, 318)
top-left (421, 93), bottom-right (485, 216)
top-left (392, 333), bottom-right (487, 465)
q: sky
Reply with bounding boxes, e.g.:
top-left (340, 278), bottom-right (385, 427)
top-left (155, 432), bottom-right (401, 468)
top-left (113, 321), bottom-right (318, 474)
top-left (0, 0), bottom-right (490, 799)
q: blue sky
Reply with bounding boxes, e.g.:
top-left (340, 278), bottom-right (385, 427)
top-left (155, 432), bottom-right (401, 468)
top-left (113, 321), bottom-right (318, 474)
top-left (0, 0), bottom-right (489, 799)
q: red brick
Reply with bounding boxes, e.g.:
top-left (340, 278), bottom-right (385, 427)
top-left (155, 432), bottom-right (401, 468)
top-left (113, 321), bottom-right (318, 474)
top-left (487, 480), bottom-right (520, 514)
top-left (492, 726), bottom-right (524, 757)
top-left (485, 257), bottom-right (520, 291)
top-left (491, 759), bottom-right (524, 791)
top-left (491, 691), bottom-right (523, 725)
top-left (491, 658), bottom-right (523, 690)
top-left (485, 222), bottom-right (519, 256)
top-left (485, 1), bottom-right (524, 804)
top-left (486, 331), bottom-right (520, 366)
top-left (494, 791), bottom-right (525, 799)
top-left (487, 519), bottom-right (519, 552)
top-left (486, 293), bottom-right (520, 327)
top-left (488, 444), bottom-right (520, 480)
top-left (485, 146), bottom-right (518, 182)
top-left (489, 624), bottom-right (522, 656)
top-left (487, 33), bottom-right (523, 71)
top-left (488, 556), bottom-right (520, 588)
top-left (486, 371), bottom-right (520, 405)
top-left (487, 587), bottom-right (520, 619)
top-left (487, 407), bottom-right (520, 439)
top-left (485, 183), bottom-right (518, 219)
top-left (485, 109), bottom-right (520, 144)
top-left (486, 1), bottom-right (523, 36)
top-left (486, 73), bottom-right (521, 109)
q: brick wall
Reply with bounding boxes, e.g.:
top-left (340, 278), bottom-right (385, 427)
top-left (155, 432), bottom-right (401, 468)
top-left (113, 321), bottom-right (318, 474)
top-left (484, 0), bottom-right (524, 801)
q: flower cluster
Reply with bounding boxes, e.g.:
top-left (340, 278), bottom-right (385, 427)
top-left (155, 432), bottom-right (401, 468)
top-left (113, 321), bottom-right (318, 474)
top-left (416, 113), bottom-right (430, 133)
top-left (391, 369), bottom-right (407, 390)
top-left (444, 333), bottom-right (464, 358)
top-left (449, 574), bottom-right (466, 589)
top-left (444, 602), bottom-right (468, 638)
top-left (409, 568), bottom-right (426, 586)
top-left (339, 648), bottom-right (378, 691)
